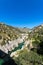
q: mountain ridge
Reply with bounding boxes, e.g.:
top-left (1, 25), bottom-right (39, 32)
top-left (0, 22), bottom-right (43, 45)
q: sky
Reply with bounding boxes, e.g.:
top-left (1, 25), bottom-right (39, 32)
top-left (0, 0), bottom-right (43, 28)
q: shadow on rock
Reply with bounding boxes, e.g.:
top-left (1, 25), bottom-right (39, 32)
top-left (0, 50), bottom-right (17, 65)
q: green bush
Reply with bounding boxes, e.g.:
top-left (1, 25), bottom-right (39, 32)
top-left (14, 49), bottom-right (43, 65)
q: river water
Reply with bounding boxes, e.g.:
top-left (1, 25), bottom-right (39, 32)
top-left (8, 42), bottom-right (24, 54)
top-left (0, 59), bottom-right (4, 65)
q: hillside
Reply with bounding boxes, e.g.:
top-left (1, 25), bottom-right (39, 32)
top-left (29, 24), bottom-right (43, 39)
top-left (29, 24), bottom-right (43, 54)
top-left (0, 23), bottom-right (31, 45)
top-left (0, 23), bottom-right (22, 45)
top-left (14, 24), bottom-right (43, 65)
top-left (0, 23), bottom-right (43, 65)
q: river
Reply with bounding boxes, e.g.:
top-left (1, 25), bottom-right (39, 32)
top-left (0, 59), bottom-right (4, 65)
top-left (8, 42), bottom-right (24, 54)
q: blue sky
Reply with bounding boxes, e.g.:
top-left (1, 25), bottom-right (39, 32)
top-left (0, 0), bottom-right (43, 28)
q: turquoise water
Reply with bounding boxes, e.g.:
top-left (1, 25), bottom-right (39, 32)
top-left (8, 42), bottom-right (24, 54)
top-left (0, 59), bottom-right (4, 65)
top-left (13, 42), bottom-right (24, 51)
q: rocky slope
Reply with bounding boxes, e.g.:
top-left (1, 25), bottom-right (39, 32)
top-left (0, 23), bottom-right (22, 45)
top-left (18, 27), bottom-right (31, 33)
top-left (0, 23), bottom-right (31, 45)
top-left (29, 24), bottom-right (43, 39)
